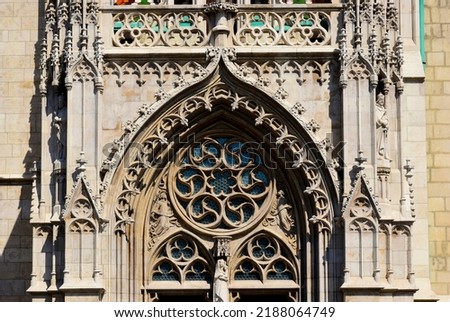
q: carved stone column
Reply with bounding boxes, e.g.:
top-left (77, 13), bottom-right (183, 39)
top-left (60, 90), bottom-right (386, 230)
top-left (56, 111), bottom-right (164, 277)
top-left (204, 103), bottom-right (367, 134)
top-left (204, 1), bottom-right (237, 47)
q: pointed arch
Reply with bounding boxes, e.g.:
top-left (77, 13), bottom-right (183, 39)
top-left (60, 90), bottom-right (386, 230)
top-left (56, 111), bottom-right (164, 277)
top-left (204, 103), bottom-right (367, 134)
top-left (101, 52), bottom-right (341, 301)
top-left (344, 52), bottom-right (376, 82)
top-left (65, 53), bottom-right (103, 91)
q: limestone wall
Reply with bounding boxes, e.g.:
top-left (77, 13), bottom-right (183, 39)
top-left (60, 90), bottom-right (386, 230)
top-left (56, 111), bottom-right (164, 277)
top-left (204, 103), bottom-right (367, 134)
top-left (425, 0), bottom-right (450, 298)
top-left (0, 0), bottom-right (41, 301)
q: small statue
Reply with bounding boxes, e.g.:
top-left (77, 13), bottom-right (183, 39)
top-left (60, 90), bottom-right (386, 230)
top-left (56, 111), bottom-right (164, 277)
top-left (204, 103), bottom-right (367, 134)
top-left (150, 191), bottom-right (176, 237)
top-left (375, 93), bottom-right (389, 161)
top-left (276, 190), bottom-right (294, 232)
top-left (213, 259), bottom-right (229, 302)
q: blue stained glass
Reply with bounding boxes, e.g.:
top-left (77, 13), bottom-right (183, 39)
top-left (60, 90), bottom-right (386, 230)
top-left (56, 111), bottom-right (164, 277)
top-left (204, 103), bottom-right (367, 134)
top-left (192, 261), bottom-right (205, 273)
top-left (181, 248), bottom-right (193, 258)
top-left (226, 210), bottom-right (239, 223)
top-left (216, 137), bottom-right (229, 146)
top-left (228, 141), bottom-right (242, 152)
top-left (171, 248), bottom-right (182, 259)
top-left (153, 262), bottom-right (178, 281)
top-left (235, 272), bottom-right (260, 280)
top-left (274, 261), bottom-right (286, 272)
top-left (242, 261), bottom-right (253, 273)
top-left (253, 249), bottom-right (263, 258)
top-left (176, 239), bottom-right (188, 249)
top-left (186, 261), bottom-right (211, 282)
top-left (193, 146), bottom-right (202, 158)
top-left (257, 237), bottom-right (270, 248)
top-left (201, 214), bottom-right (215, 224)
top-left (234, 261), bottom-right (260, 280)
top-left (252, 237), bottom-right (275, 258)
top-left (186, 272), bottom-right (211, 281)
top-left (255, 170), bottom-right (269, 185)
top-left (241, 171), bottom-right (250, 185)
top-left (225, 153), bottom-right (239, 166)
top-left (209, 171), bottom-right (236, 194)
top-left (206, 144), bottom-right (219, 156)
top-left (176, 181), bottom-right (189, 195)
top-left (160, 262), bottom-right (172, 273)
top-left (205, 198), bottom-right (219, 212)
top-left (181, 168), bottom-right (198, 179)
top-left (242, 204), bottom-right (254, 222)
top-left (201, 158), bottom-right (216, 168)
top-left (153, 272), bottom-right (178, 281)
top-left (230, 197), bottom-right (247, 206)
top-left (192, 199), bottom-right (203, 214)
top-left (193, 178), bottom-right (203, 193)
top-left (267, 261), bottom-right (293, 280)
top-left (249, 185), bottom-right (265, 195)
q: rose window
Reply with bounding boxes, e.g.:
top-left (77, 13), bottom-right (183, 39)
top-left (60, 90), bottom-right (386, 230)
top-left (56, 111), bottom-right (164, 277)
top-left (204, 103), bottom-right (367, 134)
top-left (170, 137), bottom-right (273, 233)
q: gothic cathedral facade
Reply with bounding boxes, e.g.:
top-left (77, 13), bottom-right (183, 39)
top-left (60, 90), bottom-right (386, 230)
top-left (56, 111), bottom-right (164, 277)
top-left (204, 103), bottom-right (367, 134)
top-left (22, 0), bottom-right (433, 301)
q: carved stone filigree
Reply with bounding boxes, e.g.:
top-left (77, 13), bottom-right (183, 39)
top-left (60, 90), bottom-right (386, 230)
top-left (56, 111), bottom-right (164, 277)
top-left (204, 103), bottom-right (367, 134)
top-left (112, 12), bottom-right (211, 48)
top-left (149, 235), bottom-right (213, 284)
top-left (214, 237), bottom-right (232, 259)
top-left (346, 58), bottom-right (372, 80)
top-left (41, 0), bottom-right (104, 94)
top-left (103, 61), bottom-right (209, 97)
top-left (63, 174), bottom-right (108, 232)
top-left (342, 172), bottom-right (381, 220)
top-left (170, 137), bottom-right (273, 234)
top-left (232, 11), bottom-right (331, 47)
top-left (339, 1), bottom-right (403, 91)
top-left (103, 56), bottom-right (334, 236)
top-left (232, 234), bottom-right (297, 283)
top-left (230, 60), bottom-right (330, 93)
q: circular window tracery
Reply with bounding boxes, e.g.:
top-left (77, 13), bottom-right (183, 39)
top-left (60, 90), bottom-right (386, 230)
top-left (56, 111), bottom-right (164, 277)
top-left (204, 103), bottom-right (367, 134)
top-left (170, 137), bottom-right (274, 234)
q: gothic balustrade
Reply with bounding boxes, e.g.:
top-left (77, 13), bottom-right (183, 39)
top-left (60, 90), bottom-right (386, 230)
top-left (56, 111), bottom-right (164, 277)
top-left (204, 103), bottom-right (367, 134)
top-left (100, 2), bottom-right (341, 51)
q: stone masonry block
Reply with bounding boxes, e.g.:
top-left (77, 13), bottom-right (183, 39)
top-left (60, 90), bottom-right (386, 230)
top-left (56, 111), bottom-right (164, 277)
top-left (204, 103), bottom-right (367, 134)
top-left (429, 197), bottom-right (446, 211)
top-left (435, 212), bottom-right (450, 227)
top-left (431, 168), bottom-right (450, 182)
top-left (435, 67), bottom-right (450, 81)
top-left (433, 154), bottom-right (450, 167)
top-left (426, 81), bottom-right (443, 95)
top-left (429, 182), bottom-right (450, 197)
top-left (429, 140), bottom-right (450, 153)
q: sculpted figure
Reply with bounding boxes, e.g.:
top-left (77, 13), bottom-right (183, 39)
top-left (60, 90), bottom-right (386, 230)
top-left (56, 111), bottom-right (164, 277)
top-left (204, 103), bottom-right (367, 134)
top-left (213, 259), bottom-right (229, 302)
top-left (375, 93), bottom-right (389, 160)
top-left (276, 190), bottom-right (294, 232)
top-left (150, 191), bottom-right (175, 237)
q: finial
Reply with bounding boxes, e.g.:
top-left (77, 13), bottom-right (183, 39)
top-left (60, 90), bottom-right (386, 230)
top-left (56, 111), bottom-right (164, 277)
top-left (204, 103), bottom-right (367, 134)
top-left (355, 150), bottom-right (367, 170)
top-left (76, 151), bottom-right (87, 172)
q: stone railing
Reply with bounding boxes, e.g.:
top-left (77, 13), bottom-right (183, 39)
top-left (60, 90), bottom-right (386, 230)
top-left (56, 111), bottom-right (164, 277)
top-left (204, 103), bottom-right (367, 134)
top-left (111, 10), bottom-right (210, 47)
top-left (101, 4), bottom-right (341, 49)
top-left (232, 10), bottom-right (332, 46)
